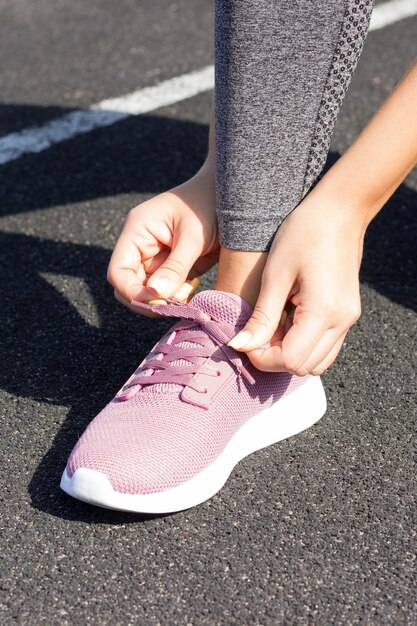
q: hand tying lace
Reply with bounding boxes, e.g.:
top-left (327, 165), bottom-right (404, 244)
top-left (117, 298), bottom-right (255, 400)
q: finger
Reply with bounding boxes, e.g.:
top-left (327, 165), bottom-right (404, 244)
top-left (146, 232), bottom-right (202, 298)
top-left (146, 249), bottom-right (216, 282)
top-left (142, 248), bottom-right (169, 276)
top-left (306, 333), bottom-right (347, 376)
top-left (227, 271), bottom-right (294, 352)
top-left (301, 329), bottom-right (346, 374)
top-left (278, 311), bottom-right (329, 374)
top-left (107, 234), bottom-right (149, 302)
top-left (246, 342), bottom-right (285, 372)
top-left (247, 311), bottom-right (327, 374)
top-left (192, 247), bottom-right (221, 278)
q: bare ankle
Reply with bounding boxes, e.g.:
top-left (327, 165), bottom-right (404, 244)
top-left (215, 247), bottom-right (267, 308)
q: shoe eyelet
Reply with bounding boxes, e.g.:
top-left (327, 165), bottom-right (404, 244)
top-left (216, 370), bottom-right (221, 377)
top-left (200, 387), bottom-right (208, 394)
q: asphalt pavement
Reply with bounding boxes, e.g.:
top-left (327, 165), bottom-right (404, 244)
top-left (0, 1), bottom-right (416, 624)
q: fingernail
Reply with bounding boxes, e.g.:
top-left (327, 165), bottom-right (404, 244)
top-left (147, 298), bottom-right (168, 306)
top-left (174, 282), bottom-right (193, 301)
top-left (147, 278), bottom-right (169, 296)
top-left (227, 330), bottom-right (253, 350)
top-left (189, 277), bottom-right (200, 293)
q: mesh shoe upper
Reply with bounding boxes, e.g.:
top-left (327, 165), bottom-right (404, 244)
top-left (66, 290), bottom-right (305, 494)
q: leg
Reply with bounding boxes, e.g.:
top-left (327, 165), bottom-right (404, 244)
top-left (214, 0), bottom-right (374, 304)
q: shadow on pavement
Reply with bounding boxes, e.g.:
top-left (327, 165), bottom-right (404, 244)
top-left (0, 106), bottom-right (415, 522)
top-left (0, 104), bottom-right (209, 217)
top-left (0, 232), bottom-right (177, 523)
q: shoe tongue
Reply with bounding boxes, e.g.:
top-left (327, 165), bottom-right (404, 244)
top-left (141, 290), bottom-right (252, 396)
top-left (189, 290), bottom-right (252, 329)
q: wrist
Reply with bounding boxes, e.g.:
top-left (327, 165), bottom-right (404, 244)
top-left (312, 172), bottom-right (383, 230)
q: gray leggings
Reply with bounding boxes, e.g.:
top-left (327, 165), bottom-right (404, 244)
top-left (215, 0), bottom-right (374, 251)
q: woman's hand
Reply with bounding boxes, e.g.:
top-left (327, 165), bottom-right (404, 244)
top-left (107, 166), bottom-right (220, 314)
top-left (228, 191), bottom-right (367, 376)
top-left (228, 58), bottom-right (417, 376)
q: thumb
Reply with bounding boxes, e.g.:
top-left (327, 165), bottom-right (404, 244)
top-left (146, 232), bottom-right (200, 298)
top-left (227, 271), bottom-right (293, 352)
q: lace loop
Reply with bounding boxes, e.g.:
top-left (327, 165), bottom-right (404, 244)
top-left (120, 297), bottom-right (255, 394)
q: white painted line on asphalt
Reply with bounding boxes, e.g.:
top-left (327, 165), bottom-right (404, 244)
top-left (370, 0), bottom-right (417, 31)
top-left (0, 0), bottom-right (416, 166)
top-left (0, 65), bottom-right (214, 166)
top-left (94, 65), bottom-right (214, 115)
top-left (0, 109), bottom-right (128, 166)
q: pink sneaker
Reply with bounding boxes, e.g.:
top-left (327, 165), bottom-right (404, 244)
top-left (61, 290), bottom-right (326, 513)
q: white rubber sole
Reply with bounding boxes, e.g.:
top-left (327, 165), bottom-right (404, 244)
top-left (60, 375), bottom-right (326, 514)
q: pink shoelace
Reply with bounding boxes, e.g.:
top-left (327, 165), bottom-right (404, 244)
top-left (118, 297), bottom-right (255, 399)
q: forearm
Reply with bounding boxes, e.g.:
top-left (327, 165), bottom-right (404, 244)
top-left (315, 58), bottom-right (417, 226)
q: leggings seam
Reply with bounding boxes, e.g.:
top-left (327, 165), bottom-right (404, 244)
top-left (301, 0), bottom-right (374, 196)
top-left (300, 0), bottom-right (349, 198)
